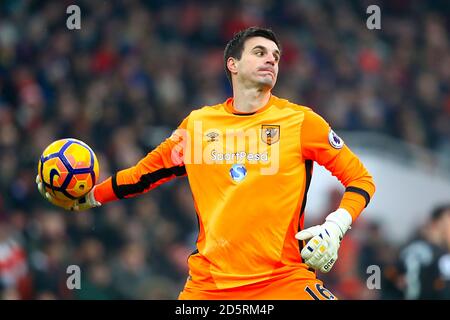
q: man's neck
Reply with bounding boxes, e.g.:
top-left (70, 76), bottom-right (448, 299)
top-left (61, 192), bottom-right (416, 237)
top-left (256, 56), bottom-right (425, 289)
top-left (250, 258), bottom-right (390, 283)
top-left (232, 87), bottom-right (271, 114)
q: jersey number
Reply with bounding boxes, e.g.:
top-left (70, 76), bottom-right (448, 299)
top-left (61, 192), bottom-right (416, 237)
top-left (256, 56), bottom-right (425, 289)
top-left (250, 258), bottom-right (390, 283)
top-left (304, 284), bottom-right (336, 300)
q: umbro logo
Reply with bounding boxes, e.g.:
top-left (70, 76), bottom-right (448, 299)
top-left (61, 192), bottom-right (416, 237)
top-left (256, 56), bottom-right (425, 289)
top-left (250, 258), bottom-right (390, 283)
top-left (205, 131), bottom-right (219, 143)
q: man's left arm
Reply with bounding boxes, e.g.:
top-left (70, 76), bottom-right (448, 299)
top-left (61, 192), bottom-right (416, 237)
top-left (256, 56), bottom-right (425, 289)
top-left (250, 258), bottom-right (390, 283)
top-left (296, 108), bottom-right (376, 272)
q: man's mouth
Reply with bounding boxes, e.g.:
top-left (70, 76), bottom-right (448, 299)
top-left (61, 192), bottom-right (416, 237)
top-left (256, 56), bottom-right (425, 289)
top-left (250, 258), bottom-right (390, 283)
top-left (258, 68), bottom-right (275, 76)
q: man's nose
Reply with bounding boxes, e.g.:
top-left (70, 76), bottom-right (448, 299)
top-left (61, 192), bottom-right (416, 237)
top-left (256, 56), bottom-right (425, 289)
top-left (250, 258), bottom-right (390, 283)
top-left (266, 59), bottom-right (275, 66)
top-left (265, 54), bottom-right (276, 65)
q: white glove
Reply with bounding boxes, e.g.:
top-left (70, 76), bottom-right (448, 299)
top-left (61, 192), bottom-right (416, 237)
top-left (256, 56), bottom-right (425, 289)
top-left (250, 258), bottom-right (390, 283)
top-left (295, 208), bottom-right (352, 273)
top-left (36, 175), bottom-right (101, 211)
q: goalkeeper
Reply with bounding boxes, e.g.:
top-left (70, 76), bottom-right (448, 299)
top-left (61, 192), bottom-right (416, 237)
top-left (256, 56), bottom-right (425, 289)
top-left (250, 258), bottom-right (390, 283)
top-left (37, 27), bottom-right (375, 300)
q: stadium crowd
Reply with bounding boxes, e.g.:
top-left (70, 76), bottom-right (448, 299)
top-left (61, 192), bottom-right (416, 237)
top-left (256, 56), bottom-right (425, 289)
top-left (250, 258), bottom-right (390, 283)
top-left (0, 0), bottom-right (449, 299)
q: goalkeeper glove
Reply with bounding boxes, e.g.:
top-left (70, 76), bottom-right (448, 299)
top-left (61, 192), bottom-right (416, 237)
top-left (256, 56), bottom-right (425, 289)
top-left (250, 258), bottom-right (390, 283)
top-left (36, 175), bottom-right (101, 211)
top-left (295, 208), bottom-right (352, 273)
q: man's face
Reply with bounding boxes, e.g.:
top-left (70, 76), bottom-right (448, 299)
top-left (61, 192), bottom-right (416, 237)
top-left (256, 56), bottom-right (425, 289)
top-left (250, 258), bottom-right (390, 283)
top-left (232, 36), bottom-right (280, 89)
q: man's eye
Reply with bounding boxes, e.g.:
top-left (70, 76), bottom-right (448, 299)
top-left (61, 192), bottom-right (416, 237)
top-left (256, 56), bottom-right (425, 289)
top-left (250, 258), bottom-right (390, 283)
top-left (255, 51), bottom-right (263, 56)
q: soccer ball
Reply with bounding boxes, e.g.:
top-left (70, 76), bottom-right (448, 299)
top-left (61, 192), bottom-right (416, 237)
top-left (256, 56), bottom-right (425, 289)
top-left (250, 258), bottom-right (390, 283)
top-left (38, 138), bottom-right (99, 201)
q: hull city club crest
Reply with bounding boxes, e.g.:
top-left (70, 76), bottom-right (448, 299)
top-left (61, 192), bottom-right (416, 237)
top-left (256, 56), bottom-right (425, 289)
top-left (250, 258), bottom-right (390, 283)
top-left (261, 125), bottom-right (280, 145)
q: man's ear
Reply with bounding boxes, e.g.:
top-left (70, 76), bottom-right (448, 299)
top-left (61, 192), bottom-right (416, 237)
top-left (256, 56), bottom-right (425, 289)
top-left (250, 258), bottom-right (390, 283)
top-left (227, 57), bottom-right (238, 76)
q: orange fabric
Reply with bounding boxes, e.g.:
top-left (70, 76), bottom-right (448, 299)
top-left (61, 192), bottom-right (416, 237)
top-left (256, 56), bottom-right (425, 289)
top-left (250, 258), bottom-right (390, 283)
top-left (340, 190), bottom-right (371, 220)
top-left (223, 94), bottom-right (275, 115)
top-left (179, 272), bottom-right (337, 300)
top-left (93, 177), bottom-right (116, 203)
top-left (94, 95), bottom-right (375, 295)
top-left (300, 109), bottom-right (376, 221)
top-left (94, 118), bottom-right (188, 203)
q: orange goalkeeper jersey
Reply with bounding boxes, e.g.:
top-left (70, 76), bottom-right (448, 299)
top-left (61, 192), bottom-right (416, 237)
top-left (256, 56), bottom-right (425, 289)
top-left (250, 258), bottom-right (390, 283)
top-left (94, 95), bottom-right (375, 290)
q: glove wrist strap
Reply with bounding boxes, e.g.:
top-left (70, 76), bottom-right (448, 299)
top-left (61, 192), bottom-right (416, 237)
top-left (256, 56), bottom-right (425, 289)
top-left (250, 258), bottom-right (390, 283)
top-left (87, 186), bottom-right (101, 207)
top-left (325, 208), bottom-right (352, 237)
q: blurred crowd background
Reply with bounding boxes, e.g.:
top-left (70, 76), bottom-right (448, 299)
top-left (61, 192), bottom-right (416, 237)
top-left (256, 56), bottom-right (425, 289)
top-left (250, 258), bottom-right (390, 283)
top-left (0, 0), bottom-right (450, 299)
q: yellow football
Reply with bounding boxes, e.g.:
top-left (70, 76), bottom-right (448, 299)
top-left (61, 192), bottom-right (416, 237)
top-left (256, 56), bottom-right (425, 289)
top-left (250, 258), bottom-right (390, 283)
top-left (38, 138), bottom-right (99, 201)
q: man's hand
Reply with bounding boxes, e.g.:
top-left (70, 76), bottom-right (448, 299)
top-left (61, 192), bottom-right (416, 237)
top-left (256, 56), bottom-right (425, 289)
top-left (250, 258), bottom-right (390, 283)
top-left (36, 175), bottom-right (101, 211)
top-left (295, 208), bottom-right (352, 273)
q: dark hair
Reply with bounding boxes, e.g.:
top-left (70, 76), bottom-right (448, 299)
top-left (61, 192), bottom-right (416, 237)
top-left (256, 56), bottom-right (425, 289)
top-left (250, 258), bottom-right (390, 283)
top-left (223, 27), bottom-right (281, 84)
top-left (430, 204), bottom-right (450, 222)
